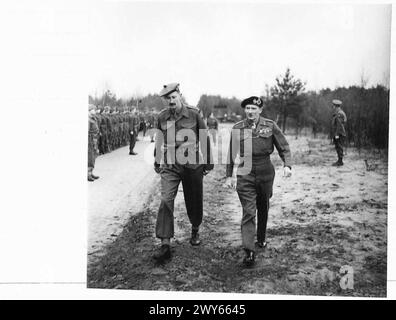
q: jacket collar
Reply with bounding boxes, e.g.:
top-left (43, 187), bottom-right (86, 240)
top-left (243, 116), bottom-right (266, 128)
top-left (164, 103), bottom-right (189, 120)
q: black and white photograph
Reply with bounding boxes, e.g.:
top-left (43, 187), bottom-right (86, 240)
top-left (85, 2), bottom-right (392, 297)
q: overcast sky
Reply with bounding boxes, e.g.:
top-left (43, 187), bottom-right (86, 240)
top-left (88, 2), bottom-right (391, 105)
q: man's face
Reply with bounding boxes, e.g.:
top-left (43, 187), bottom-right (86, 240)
top-left (163, 91), bottom-right (182, 111)
top-left (244, 104), bottom-right (262, 121)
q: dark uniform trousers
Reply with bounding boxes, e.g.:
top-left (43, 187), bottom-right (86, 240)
top-left (236, 158), bottom-right (274, 252)
top-left (334, 136), bottom-right (345, 161)
top-left (129, 116), bottom-right (137, 153)
top-left (156, 163), bottom-right (204, 239)
top-left (129, 131), bottom-right (137, 153)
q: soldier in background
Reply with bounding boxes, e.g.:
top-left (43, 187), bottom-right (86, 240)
top-left (146, 109), bottom-right (157, 143)
top-left (117, 108), bottom-right (123, 148)
top-left (134, 110), bottom-right (141, 141)
top-left (331, 99), bottom-right (347, 166)
top-left (139, 111), bottom-right (146, 138)
top-left (206, 112), bottom-right (219, 146)
top-left (108, 108), bottom-right (116, 151)
top-left (98, 107), bottom-right (108, 154)
top-left (103, 106), bottom-right (113, 152)
top-left (88, 104), bottom-right (100, 181)
top-left (122, 108), bottom-right (129, 146)
top-left (129, 108), bottom-right (138, 155)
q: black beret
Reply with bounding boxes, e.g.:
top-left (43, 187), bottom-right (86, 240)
top-left (241, 96), bottom-right (263, 108)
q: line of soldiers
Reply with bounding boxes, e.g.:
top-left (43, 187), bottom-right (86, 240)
top-left (91, 106), bottom-right (158, 155)
top-left (88, 104), bottom-right (158, 181)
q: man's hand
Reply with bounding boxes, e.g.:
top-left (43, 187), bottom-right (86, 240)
top-left (203, 164), bottom-right (214, 176)
top-left (223, 177), bottom-right (237, 190)
top-left (334, 135), bottom-right (339, 140)
top-left (154, 163), bottom-right (162, 174)
top-left (283, 166), bottom-right (292, 178)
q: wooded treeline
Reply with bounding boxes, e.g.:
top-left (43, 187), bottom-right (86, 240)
top-left (89, 68), bottom-right (389, 148)
top-left (197, 68), bottom-right (389, 149)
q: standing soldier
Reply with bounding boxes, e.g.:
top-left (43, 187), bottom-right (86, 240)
top-left (103, 106), bottom-right (113, 153)
top-left (110, 108), bottom-right (117, 150)
top-left (98, 108), bottom-right (108, 154)
top-left (93, 108), bottom-right (103, 154)
top-left (139, 111), bottom-right (146, 139)
top-left (122, 108), bottom-right (129, 146)
top-left (146, 109), bottom-right (157, 143)
top-left (206, 112), bottom-right (219, 146)
top-left (331, 99), bottom-right (347, 166)
top-left (116, 108), bottom-right (122, 148)
top-left (142, 111), bottom-right (148, 137)
top-left (128, 108), bottom-right (138, 155)
top-left (153, 83), bottom-right (214, 262)
top-left (117, 108), bottom-right (123, 148)
top-left (224, 96), bottom-right (292, 267)
top-left (88, 104), bottom-right (100, 181)
top-left (134, 109), bottom-right (141, 143)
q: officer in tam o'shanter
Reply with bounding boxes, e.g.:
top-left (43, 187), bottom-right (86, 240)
top-left (331, 99), bottom-right (347, 166)
top-left (152, 83), bottom-right (214, 263)
top-left (223, 96), bottom-right (292, 267)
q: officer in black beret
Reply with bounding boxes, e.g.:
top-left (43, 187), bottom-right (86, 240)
top-left (331, 99), bottom-right (347, 166)
top-left (152, 83), bottom-right (214, 262)
top-left (224, 96), bottom-right (292, 267)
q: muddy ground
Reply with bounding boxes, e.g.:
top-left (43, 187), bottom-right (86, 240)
top-left (87, 129), bottom-right (387, 297)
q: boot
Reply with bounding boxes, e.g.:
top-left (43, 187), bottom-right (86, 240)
top-left (255, 241), bottom-right (267, 249)
top-left (88, 168), bottom-right (95, 182)
top-left (332, 158), bottom-right (343, 166)
top-left (129, 151), bottom-right (138, 155)
top-left (153, 244), bottom-right (171, 262)
top-left (91, 173), bottom-right (100, 179)
top-left (190, 229), bottom-right (201, 246)
top-left (242, 249), bottom-right (255, 267)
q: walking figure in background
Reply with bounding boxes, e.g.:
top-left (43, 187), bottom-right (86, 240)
top-left (206, 112), bottom-right (219, 146)
top-left (224, 96), bottom-right (292, 267)
top-left (128, 108), bottom-right (138, 155)
top-left (88, 104), bottom-right (100, 182)
top-left (331, 99), bottom-right (347, 166)
top-left (147, 109), bottom-right (157, 143)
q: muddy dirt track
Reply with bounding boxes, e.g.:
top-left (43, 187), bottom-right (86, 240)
top-left (87, 127), bottom-right (387, 297)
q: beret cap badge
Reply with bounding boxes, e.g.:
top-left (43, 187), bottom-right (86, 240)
top-left (160, 83), bottom-right (180, 97)
top-left (241, 96), bottom-right (263, 108)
